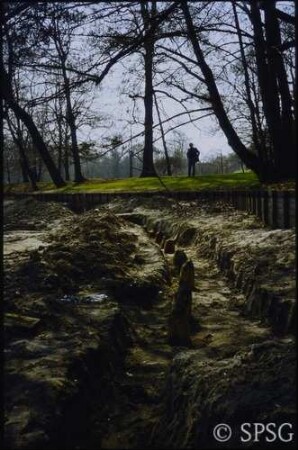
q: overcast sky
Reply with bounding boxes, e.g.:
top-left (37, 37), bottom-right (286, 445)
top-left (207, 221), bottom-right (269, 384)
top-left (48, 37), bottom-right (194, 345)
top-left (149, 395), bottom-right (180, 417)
top-left (77, 62), bottom-right (232, 162)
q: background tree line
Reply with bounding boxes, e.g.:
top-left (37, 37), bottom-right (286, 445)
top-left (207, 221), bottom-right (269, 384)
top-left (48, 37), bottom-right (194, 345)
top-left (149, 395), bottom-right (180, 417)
top-left (3, 130), bottom-right (245, 183)
top-left (1, 1), bottom-right (295, 187)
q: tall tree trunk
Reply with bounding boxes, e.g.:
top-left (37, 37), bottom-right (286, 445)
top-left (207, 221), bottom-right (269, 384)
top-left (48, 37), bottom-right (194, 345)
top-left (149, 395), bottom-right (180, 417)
top-left (37, 157), bottom-right (43, 182)
top-left (1, 63), bottom-right (65, 187)
top-left (57, 118), bottom-right (63, 173)
top-left (154, 90), bottom-right (172, 175)
top-left (6, 113), bottom-right (39, 189)
top-left (250, 72), bottom-right (267, 156)
top-left (64, 134), bottom-right (70, 181)
top-left (51, 6), bottom-right (85, 183)
top-left (6, 159), bottom-right (11, 184)
top-left (263, 1), bottom-right (296, 179)
top-left (129, 150), bottom-right (133, 177)
top-left (6, 99), bottom-right (65, 187)
top-left (62, 65), bottom-right (85, 182)
top-left (140, 1), bottom-right (157, 177)
top-left (20, 157), bottom-right (29, 182)
top-left (64, 157), bottom-right (70, 181)
top-left (181, 2), bottom-right (260, 177)
top-left (232, 2), bottom-right (264, 161)
top-left (250, 2), bottom-right (283, 181)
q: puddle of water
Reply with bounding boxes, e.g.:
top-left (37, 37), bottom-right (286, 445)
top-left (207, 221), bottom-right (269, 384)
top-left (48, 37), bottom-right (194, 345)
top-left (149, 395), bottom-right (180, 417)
top-left (58, 292), bottom-right (109, 305)
top-left (86, 293), bottom-right (109, 303)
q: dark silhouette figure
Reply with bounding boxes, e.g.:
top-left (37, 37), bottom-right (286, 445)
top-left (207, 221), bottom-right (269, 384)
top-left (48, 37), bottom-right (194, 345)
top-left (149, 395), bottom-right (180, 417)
top-left (187, 143), bottom-right (200, 176)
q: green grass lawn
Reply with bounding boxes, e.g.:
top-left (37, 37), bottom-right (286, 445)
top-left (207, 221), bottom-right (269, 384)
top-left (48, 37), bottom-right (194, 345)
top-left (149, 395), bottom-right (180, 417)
top-left (4, 172), bottom-right (262, 194)
top-left (4, 172), bottom-right (295, 194)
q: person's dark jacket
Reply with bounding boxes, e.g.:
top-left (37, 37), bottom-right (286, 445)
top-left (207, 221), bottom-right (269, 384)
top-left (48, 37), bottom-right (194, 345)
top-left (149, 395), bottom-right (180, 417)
top-left (187, 147), bottom-right (200, 162)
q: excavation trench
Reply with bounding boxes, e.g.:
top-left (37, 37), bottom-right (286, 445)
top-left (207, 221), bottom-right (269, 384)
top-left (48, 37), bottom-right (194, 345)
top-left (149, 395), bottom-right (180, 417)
top-left (3, 197), bottom-right (296, 449)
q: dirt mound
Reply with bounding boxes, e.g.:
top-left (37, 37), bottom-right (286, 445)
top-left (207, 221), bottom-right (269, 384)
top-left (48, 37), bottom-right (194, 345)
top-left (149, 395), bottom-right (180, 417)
top-left (152, 339), bottom-right (296, 448)
top-left (14, 211), bottom-right (138, 294)
top-left (5, 207), bottom-right (167, 307)
top-left (4, 198), bottom-right (74, 231)
top-left (104, 195), bottom-right (178, 213)
top-left (4, 206), bottom-right (168, 449)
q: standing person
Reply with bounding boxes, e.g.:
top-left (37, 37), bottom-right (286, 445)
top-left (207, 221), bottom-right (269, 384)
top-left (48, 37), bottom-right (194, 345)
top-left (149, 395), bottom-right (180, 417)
top-left (187, 143), bottom-right (200, 176)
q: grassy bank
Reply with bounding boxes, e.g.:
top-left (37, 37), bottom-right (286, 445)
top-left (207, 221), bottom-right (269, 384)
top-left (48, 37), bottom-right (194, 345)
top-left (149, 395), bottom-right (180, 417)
top-left (4, 172), bottom-right (295, 194)
top-left (4, 172), bottom-right (263, 194)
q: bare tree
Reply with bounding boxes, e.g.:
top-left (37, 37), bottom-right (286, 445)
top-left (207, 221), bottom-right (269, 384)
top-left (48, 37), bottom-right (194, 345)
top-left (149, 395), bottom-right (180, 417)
top-left (1, 2), bottom-right (66, 187)
top-left (46, 4), bottom-right (86, 182)
top-left (250, 1), bottom-right (295, 180)
top-left (180, 1), bottom-right (295, 182)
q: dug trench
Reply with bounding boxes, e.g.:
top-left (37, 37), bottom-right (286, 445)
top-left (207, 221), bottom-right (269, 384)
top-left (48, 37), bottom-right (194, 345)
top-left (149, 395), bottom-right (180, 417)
top-left (3, 197), bottom-right (296, 449)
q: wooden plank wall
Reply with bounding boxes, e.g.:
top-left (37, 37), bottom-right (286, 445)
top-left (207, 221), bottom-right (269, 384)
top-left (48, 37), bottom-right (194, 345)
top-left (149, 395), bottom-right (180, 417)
top-left (7, 190), bottom-right (296, 229)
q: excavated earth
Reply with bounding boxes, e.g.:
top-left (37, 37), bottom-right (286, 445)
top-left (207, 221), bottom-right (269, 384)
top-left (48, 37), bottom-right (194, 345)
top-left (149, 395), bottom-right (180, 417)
top-left (3, 196), bottom-right (296, 449)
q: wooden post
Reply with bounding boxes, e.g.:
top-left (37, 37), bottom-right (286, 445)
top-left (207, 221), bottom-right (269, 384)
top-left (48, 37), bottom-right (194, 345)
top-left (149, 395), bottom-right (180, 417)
top-left (262, 190), bottom-right (269, 225)
top-left (256, 191), bottom-right (262, 219)
top-left (248, 191), bottom-right (253, 212)
top-left (272, 191), bottom-right (278, 228)
top-left (289, 192), bottom-right (295, 228)
top-left (240, 191), bottom-right (244, 209)
top-left (228, 190), bottom-right (232, 206)
top-left (236, 191), bottom-right (240, 208)
top-left (168, 260), bottom-right (195, 347)
top-left (251, 191), bottom-right (256, 214)
top-left (246, 191), bottom-right (250, 212)
top-left (230, 190), bottom-right (234, 207)
top-left (276, 192), bottom-right (284, 228)
top-left (283, 191), bottom-right (290, 229)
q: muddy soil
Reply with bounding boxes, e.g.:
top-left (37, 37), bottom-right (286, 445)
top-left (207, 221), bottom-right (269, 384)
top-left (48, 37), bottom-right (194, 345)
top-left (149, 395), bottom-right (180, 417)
top-left (3, 197), bottom-right (296, 449)
top-left (4, 198), bottom-right (169, 449)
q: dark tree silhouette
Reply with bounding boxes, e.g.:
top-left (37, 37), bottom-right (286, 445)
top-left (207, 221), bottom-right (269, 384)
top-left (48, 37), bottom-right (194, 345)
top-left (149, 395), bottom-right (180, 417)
top-left (181, 1), bottom-right (295, 182)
